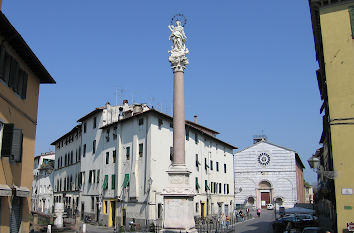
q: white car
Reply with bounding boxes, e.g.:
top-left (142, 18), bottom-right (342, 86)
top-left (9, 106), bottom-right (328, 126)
top-left (266, 204), bottom-right (274, 210)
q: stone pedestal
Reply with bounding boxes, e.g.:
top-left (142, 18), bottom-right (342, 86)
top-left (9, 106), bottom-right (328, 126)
top-left (161, 165), bottom-right (196, 233)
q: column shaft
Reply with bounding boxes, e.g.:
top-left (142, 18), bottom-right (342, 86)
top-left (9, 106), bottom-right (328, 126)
top-left (173, 71), bottom-right (185, 165)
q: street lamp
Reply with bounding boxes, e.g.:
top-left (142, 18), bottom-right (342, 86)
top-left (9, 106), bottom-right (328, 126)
top-left (307, 155), bottom-right (336, 179)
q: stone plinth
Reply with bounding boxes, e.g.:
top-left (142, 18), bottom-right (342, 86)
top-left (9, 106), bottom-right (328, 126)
top-left (161, 165), bottom-right (196, 233)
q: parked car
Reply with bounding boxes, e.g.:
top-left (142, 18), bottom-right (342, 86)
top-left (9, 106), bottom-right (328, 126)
top-left (302, 227), bottom-right (327, 233)
top-left (267, 204), bottom-right (274, 210)
top-left (272, 214), bottom-right (318, 233)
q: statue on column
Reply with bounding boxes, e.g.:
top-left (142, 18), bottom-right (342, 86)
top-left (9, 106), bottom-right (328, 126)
top-left (168, 16), bottom-right (189, 72)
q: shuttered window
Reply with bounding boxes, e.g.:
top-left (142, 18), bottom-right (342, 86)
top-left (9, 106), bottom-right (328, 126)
top-left (0, 46), bottom-right (28, 99)
top-left (1, 123), bottom-right (23, 162)
top-left (111, 175), bottom-right (116, 190)
top-left (350, 6), bottom-right (354, 38)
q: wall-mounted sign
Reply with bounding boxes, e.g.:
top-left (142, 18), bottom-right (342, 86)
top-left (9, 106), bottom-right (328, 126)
top-left (344, 206), bottom-right (352, 210)
top-left (342, 188), bottom-right (353, 195)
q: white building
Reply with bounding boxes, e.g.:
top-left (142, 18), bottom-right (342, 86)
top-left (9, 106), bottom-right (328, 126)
top-left (234, 137), bottom-right (305, 209)
top-left (51, 100), bottom-right (236, 228)
top-left (32, 152), bottom-right (55, 214)
top-left (51, 125), bottom-right (82, 216)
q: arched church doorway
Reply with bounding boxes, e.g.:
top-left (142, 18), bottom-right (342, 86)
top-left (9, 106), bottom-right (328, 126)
top-left (258, 181), bottom-right (272, 209)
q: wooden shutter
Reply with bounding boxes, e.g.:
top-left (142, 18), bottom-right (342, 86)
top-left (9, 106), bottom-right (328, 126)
top-left (11, 128), bottom-right (23, 162)
top-left (1, 123), bottom-right (14, 157)
top-left (349, 6), bottom-right (354, 38)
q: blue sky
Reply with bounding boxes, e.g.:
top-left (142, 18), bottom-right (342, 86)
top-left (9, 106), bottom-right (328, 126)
top-left (3, 1), bottom-right (321, 183)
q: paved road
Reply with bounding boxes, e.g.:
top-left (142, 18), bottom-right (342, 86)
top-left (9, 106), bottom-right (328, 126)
top-left (60, 210), bottom-right (275, 233)
top-left (233, 209), bottom-right (275, 233)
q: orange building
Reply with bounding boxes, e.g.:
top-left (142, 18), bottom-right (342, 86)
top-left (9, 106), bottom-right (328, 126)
top-left (0, 9), bottom-right (55, 233)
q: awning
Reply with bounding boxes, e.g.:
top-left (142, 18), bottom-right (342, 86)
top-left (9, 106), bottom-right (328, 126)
top-left (123, 174), bottom-right (130, 188)
top-left (14, 186), bottom-right (30, 197)
top-left (195, 177), bottom-right (200, 190)
top-left (103, 175), bottom-right (108, 190)
top-left (0, 184), bottom-right (12, 196)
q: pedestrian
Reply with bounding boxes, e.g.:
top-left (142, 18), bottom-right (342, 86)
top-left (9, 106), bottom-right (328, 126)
top-left (221, 213), bottom-right (226, 229)
top-left (257, 208), bottom-right (261, 217)
top-left (246, 208), bottom-right (250, 219)
top-left (226, 215), bottom-right (230, 228)
top-left (239, 209), bottom-right (244, 221)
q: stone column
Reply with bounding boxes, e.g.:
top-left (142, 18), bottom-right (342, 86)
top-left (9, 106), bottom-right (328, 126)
top-left (173, 71), bottom-right (185, 165)
top-left (161, 18), bottom-right (196, 233)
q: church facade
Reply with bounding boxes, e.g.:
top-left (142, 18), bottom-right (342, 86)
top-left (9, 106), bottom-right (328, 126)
top-left (234, 138), bottom-right (305, 209)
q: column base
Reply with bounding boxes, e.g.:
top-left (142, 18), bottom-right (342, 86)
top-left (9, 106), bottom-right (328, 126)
top-left (161, 165), bottom-right (196, 232)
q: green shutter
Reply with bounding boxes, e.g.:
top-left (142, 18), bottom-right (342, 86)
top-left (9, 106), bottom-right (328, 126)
top-left (205, 180), bottom-right (210, 191)
top-left (195, 177), bottom-right (200, 190)
top-left (102, 175), bottom-right (108, 190)
top-left (350, 6), bottom-right (354, 38)
top-left (111, 175), bottom-right (116, 190)
top-left (123, 174), bottom-right (130, 188)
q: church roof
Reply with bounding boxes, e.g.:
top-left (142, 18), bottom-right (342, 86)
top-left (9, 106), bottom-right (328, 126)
top-left (235, 140), bottom-right (296, 154)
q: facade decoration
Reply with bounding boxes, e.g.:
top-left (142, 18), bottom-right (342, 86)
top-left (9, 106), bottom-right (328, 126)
top-left (234, 136), bottom-right (305, 209)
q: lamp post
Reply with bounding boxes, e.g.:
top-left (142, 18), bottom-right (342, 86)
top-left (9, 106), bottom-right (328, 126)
top-left (307, 155), bottom-right (336, 180)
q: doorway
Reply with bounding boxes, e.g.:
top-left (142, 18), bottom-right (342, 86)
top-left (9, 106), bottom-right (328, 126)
top-left (121, 208), bottom-right (127, 227)
top-left (200, 202), bottom-right (205, 217)
top-left (261, 192), bottom-right (270, 208)
top-left (81, 202), bottom-right (84, 220)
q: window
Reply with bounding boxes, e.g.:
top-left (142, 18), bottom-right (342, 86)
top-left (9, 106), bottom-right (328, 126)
top-left (169, 122), bottom-right (173, 128)
top-left (349, 6), bottom-right (354, 38)
top-left (93, 140), bottom-right (96, 154)
top-left (158, 204), bottom-right (162, 219)
top-left (126, 146), bottom-right (130, 160)
top-left (227, 184), bottom-right (229, 194)
top-left (97, 170), bottom-right (100, 184)
top-left (138, 118), bottom-right (144, 125)
top-left (195, 133), bottom-right (199, 144)
top-left (83, 144), bottom-right (86, 157)
top-left (211, 182), bottom-right (214, 193)
top-left (170, 147), bottom-right (173, 161)
top-left (139, 143), bottom-right (143, 157)
top-left (196, 202), bottom-right (199, 212)
top-left (195, 177), bottom-right (200, 190)
top-left (205, 180), bottom-right (210, 192)
top-left (111, 175), bottom-right (116, 190)
top-left (106, 152), bottom-right (109, 164)
top-left (158, 119), bottom-right (163, 129)
top-left (204, 158), bottom-right (209, 171)
top-left (78, 147), bottom-right (81, 161)
top-left (113, 150), bottom-right (116, 163)
top-left (0, 46), bottom-right (28, 99)
top-left (224, 184), bottom-right (226, 194)
top-left (103, 175), bottom-right (108, 190)
top-left (88, 170), bottom-right (92, 183)
top-left (113, 126), bottom-right (117, 140)
top-left (93, 117), bottom-right (97, 129)
top-left (195, 154), bottom-right (199, 168)
top-left (83, 122), bottom-right (87, 133)
top-left (71, 151), bottom-right (73, 164)
top-left (106, 129), bottom-right (110, 142)
top-left (224, 164), bottom-right (227, 173)
top-left (210, 160), bottom-right (213, 170)
top-left (216, 162), bottom-right (219, 172)
top-left (186, 127), bottom-right (189, 141)
top-left (1, 123), bottom-right (23, 162)
top-left (219, 183), bottom-right (221, 194)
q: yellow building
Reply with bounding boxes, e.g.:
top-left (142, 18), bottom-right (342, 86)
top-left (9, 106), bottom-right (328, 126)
top-left (309, 0), bottom-right (354, 232)
top-left (0, 10), bottom-right (55, 233)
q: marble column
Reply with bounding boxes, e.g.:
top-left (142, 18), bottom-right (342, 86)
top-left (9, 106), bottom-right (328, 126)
top-left (160, 19), bottom-right (196, 233)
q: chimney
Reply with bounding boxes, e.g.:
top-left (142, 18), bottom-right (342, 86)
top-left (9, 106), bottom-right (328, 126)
top-left (194, 115), bottom-right (198, 124)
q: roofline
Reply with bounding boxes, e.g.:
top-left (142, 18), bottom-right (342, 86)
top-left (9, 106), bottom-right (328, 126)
top-left (235, 140), bottom-right (297, 154)
top-left (50, 125), bottom-right (81, 145)
top-left (0, 12), bottom-right (55, 84)
top-left (77, 108), bottom-right (104, 122)
top-left (100, 109), bottom-right (238, 149)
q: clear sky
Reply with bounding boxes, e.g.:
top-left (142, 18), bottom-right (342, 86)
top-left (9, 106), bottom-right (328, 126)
top-left (3, 0), bottom-right (322, 183)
